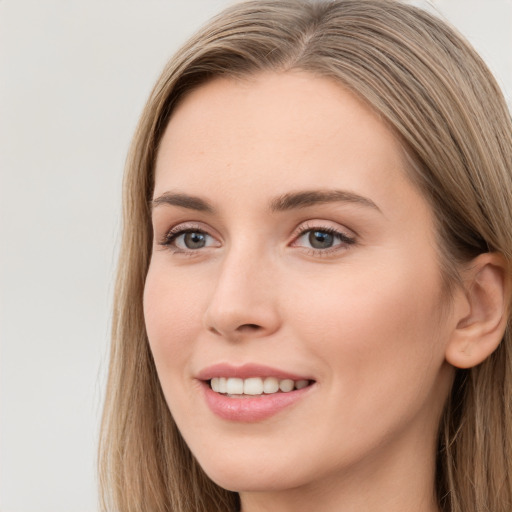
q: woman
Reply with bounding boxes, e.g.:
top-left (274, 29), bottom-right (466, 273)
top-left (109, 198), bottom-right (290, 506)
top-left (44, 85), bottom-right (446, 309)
top-left (98, 1), bottom-right (512, 511)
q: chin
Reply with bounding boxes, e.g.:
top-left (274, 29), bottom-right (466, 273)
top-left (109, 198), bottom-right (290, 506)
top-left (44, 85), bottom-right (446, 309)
top-left (206, 469), bottom-right (297, 494)
top-left (195, 449), bottom-right (307, 493)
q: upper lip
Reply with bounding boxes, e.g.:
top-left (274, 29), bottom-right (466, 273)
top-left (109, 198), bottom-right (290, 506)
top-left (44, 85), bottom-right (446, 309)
top-left (196, 363), bottom-right (313, 381)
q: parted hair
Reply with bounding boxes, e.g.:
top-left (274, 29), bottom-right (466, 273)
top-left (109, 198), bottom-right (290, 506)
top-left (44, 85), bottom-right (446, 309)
top-left (98, 1), bottom-right (512, 511)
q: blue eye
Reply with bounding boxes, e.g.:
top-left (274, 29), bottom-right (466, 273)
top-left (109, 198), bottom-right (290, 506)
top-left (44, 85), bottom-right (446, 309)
top-left (178, 231), bottom-right (208, 249)
top-left (308, 230), bottom-right (336, 249)
top-left (294, 227), bottom-right (355, 252)
top-left (162, 228), bottom-right (218, 252)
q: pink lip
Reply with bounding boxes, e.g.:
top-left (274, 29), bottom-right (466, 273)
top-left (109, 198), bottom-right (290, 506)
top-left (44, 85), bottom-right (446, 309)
top-left (201, 383), bottom-right (314, 422)
top-left (196, 363), bottom-right (312, 381)
top-left (196, 363), bottom-right (315, 422)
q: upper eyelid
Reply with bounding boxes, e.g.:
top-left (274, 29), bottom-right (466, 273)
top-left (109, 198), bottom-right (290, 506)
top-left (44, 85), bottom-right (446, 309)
top-left (292, 228), bottom-right (356, 246)
top-left (161, 221), bottom-right (217, 237)
top-left (157, 219), bottom-right (357, 246)
top-left (157, 222), bottom-right (217, 247)
top-left (291, 220), bottom-right (356, 239)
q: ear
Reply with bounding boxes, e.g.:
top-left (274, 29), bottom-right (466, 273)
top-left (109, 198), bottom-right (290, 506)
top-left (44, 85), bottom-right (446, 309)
top-left (445, 253), bottom-right (510, 369)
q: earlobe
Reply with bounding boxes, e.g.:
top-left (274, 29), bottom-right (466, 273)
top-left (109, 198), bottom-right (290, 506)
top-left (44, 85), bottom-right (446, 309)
top-left (445, 253), bottom-right (510, 369)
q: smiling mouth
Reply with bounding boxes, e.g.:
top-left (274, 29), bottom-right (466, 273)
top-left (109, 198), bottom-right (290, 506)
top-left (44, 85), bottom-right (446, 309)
top-left (208, 377), bottom-right (314, 396)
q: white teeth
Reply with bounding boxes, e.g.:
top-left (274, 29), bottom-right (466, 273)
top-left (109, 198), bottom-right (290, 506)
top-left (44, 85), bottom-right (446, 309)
top-left (210, 376), bottom-right (311, 395)
top-left (244, 377), bottom-right (264, 395)
top-left (263, 377), bottom-right (279, 393)
top-left (279, 379), bottom-right (294, 392)
top-left (226, 377), bottom-right (244, 395)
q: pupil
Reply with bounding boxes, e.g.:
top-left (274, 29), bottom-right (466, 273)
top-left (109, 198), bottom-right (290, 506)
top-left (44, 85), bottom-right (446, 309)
top-left (184, 232), bottom-right (206, 249)
top-left (309, 231), bottom-right (333, 249)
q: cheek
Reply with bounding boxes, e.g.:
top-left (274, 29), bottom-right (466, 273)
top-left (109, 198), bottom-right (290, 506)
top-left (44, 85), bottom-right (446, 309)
top-left (286, 268), bottom-right (449, 477)
top-left (143, 262), bottom-right (205, 376)
top-left (143, 263), bottom-right (211, 434)
top-left (291, 255), bottom-right (443, 341)
top-left (288, 257), bottom-right (448, 410)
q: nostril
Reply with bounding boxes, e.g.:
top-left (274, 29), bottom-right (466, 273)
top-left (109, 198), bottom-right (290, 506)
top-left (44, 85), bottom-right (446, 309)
top-left (238, 323), bottom-right (262, 332)
top-left (207, 324), bottom-right (261, 336)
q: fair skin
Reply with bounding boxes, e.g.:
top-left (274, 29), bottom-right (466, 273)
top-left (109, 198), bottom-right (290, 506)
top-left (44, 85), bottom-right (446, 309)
top-left (143, 71), bottom-right (505, 512)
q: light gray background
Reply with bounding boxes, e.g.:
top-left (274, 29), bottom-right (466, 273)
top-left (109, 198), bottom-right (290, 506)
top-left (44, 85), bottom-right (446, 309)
top-left (1, 1), bottom-right (511, 511)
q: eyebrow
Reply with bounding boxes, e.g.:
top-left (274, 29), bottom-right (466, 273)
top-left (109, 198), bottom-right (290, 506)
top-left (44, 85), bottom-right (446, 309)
top-left (269, 189), bottom-right (380, 212)
top-left (151, 192), bottom-right (215, 213)
top-left (151, 189), bottom-right (380, 214)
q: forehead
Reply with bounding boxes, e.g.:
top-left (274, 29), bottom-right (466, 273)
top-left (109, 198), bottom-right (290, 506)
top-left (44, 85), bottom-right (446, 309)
top-left (154, 71), bottom-right (425, 220)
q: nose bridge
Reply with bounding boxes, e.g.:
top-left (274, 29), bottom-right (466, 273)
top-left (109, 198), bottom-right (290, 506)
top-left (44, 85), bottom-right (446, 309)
top-left (203, 238), bottom-right (280, 339)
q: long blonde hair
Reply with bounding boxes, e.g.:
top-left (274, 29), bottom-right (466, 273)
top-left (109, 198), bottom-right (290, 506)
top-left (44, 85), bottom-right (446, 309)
top-left (98, 1), bottom-right (512, 510)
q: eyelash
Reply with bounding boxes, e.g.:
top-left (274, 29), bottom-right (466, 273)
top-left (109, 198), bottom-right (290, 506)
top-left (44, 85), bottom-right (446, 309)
top-left (159, 224), bottom-right (214, 255)
top-left (159, 222), bottom-right (356, 256)
top-left (291, 223), bottom-right (356, 256)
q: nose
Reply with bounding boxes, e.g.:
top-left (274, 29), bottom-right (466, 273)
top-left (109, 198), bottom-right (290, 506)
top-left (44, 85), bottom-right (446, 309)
top-left (203, 247), bottom-right (281, 341)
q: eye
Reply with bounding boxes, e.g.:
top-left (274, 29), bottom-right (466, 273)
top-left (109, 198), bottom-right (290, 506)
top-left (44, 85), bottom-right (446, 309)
top-left (292, 225), bottom-right (356, 253)
top-left (305, 230), bottom-right (336, 249)
top-left (175, 231), bottom-right (210, 250)
top-left (160, 225), bottom-right (220, 253)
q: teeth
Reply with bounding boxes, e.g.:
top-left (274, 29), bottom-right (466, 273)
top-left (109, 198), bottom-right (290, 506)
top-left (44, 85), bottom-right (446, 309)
top-left (263, 377), bottom-right (279, 393)
top-left (279, 379), bottom-right (294, 392)
top-left (244, 377), bottom-right (263, 395)
top-left (226, 378), bottom-right (244, 395)
top-left (218, 377), bottom-right (227, 393)
top-left (295, 379), bottom-right (309, 390)
top-left (210, 377), bottom-right (310, 395)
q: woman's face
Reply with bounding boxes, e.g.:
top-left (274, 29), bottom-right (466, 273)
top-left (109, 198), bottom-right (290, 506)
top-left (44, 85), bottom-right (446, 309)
top-left (144, 72), bottom-right (457, 498)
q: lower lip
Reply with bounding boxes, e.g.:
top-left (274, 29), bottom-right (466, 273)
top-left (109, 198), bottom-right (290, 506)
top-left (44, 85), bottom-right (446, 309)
top-left (202, 382), bottom-right (314, 422)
